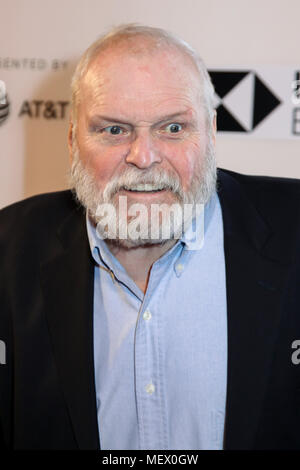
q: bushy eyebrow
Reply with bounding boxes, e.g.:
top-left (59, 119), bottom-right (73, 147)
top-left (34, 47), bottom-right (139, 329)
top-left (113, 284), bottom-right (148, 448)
top-left (155, 111), bottom-right (196, 126)
top-left (89, 110), bottom-right (195, 126)
top-left (89, 115), bottom-right (131, 125)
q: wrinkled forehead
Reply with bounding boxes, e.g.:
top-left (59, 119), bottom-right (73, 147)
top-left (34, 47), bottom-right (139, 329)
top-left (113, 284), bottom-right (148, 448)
top-left (80, 42), bottom-right (203, 104)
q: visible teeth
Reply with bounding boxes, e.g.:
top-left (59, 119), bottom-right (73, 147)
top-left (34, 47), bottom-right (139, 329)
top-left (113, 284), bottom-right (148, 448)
top-left (123, 184), bottom-right (166, 192)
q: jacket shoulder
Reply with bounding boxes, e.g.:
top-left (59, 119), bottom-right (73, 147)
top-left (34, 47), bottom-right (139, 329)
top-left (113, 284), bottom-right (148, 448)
top-left (217, 168), bottom-right (300, 252)
top-left (218, 168), bottom-right (300, 196)
top-left (0, 190), bottom-right (79, 230)
top-left (0, 189), bottom-right (77, 216)
top-left (0, 190), bottom-right (84, 254)
top-left (218, 168), bottom-right (300, 212)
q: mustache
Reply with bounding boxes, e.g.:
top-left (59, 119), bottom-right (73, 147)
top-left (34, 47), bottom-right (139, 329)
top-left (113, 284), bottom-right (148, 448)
top-left (102, 167), bottom-right (184, 201)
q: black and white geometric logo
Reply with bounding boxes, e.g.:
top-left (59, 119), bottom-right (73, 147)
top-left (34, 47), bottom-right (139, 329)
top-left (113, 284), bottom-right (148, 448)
top-left (209, 71), bottom-right (282, 132)
top-left (0, 80), bottom-right (9, 126)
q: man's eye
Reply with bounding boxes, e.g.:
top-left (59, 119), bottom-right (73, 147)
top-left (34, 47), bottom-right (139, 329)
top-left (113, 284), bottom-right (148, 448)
top-left (165, 123), bottom-right (183, 133)
top-left (103, 125), bottom-right (124, 135)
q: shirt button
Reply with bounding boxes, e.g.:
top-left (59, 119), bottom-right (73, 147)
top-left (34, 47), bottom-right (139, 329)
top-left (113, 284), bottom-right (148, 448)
top-left (143, 310), bottom-right (152, 321)
top-left (177, 263), bottom-right (184, 272)
top-left (145, 383), bottom-right (155, 395)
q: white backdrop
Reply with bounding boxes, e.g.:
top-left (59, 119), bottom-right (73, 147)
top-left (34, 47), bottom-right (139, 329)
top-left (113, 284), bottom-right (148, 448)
top-left (0, 0), bottom-right (299, 209)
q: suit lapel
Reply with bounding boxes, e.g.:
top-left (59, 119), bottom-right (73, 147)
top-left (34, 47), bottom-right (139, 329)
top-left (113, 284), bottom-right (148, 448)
top-left (218, 170), bottom-right (291, 449)
top-left (40, 206), bottom-right (100, 450)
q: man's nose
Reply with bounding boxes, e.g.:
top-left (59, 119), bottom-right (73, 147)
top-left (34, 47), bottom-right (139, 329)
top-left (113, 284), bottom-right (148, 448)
top-left (125, 131), bottom-right (162, 169)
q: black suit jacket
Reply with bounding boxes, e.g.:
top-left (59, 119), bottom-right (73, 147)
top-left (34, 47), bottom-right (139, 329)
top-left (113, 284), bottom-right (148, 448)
top-left (1, 168), bottom-right (300, 450)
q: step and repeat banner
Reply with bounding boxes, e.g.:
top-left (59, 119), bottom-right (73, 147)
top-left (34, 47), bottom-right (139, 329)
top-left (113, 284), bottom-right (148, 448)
top-left (2, 67), bottom-right (299, 135)
top-left (0, 0), bottom-right (299, 208)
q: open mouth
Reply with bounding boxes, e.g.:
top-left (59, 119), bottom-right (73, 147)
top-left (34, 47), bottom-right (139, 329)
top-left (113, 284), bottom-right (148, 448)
top-left (121, 184), bottom-right (169, 193)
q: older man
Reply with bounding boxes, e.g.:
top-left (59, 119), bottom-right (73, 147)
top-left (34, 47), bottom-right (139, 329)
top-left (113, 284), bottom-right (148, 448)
top-left (0, 25), bottom-right (300, 450)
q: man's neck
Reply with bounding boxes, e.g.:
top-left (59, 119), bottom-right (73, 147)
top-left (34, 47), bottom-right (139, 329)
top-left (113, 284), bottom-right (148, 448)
top-left (105, 239), bottom-right (177, 294)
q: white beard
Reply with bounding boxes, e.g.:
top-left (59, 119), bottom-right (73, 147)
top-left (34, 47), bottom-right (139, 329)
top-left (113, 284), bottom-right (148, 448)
top-left (69, 138), bottom-right (217, 248)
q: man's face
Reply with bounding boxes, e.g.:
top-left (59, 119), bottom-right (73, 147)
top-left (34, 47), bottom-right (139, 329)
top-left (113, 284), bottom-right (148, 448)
top-left (69, 44), bottom-right (216, 245)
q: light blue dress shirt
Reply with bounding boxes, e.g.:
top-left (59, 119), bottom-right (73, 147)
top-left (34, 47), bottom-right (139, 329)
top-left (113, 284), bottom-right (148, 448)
top-left (87, 192), bottom-right (227, 450)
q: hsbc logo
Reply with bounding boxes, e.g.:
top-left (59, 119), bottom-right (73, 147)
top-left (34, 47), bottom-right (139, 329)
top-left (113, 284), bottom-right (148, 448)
top-left (209, 70), bottom-right (282, 133)
top-left (0, 80), bottom-right (9, 126)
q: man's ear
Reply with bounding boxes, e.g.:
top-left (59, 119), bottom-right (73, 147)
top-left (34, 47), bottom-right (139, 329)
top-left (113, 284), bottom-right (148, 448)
top-left (68, 120), bottom-right (74, 164)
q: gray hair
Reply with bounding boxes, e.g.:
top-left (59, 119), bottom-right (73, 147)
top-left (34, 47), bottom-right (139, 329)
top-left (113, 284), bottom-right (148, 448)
top-left (70, 23), bottom-right (216, 130)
